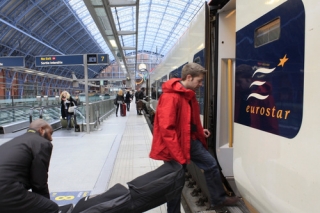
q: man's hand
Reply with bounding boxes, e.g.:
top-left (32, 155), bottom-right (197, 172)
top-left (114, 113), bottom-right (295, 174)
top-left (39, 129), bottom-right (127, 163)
top-left (203, 129), bottom-right (211, 138)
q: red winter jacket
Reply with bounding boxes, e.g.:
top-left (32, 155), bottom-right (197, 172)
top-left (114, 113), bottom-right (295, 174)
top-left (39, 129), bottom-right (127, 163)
top-left (149, 78), bottom-right (207, 164)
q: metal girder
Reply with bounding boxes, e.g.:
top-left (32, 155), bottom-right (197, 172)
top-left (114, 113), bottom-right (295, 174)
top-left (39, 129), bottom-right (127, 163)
top-left (118, 31), bottom-right (136, 35)
top-left (110, 3), bottom-right (136, 7)
top-left (83, 0), bottom-right (139, 87)
top-left (140, 0), bottom-right (159, 51)
top-left (0, 18), bottom-right (63, 54)
top-left (122, 47), bottom-right (136, 50)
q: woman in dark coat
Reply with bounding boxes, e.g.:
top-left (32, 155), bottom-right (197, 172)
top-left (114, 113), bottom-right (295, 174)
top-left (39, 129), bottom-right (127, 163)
top-left (115, 90), bottom-right (124, 117)
top-left (60, 91), bottom-right (76, 130)
top-left (125, 91), bottom-right (132, 111)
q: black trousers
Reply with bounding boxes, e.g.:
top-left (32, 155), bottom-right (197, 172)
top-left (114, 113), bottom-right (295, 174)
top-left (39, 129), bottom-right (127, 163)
top-left (0, 182), bottom-right (59, 213)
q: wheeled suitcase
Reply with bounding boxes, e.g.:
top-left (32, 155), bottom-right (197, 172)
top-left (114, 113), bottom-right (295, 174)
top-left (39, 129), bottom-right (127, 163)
top-left (72, 183), bottom-right (131, 213)
top-left (121, 103), bottom-right (126, 116)
top-left (60, 117), bottom-right (74, 128)
top-left (136, 100), bottom-right (143, 111)
top-left (58, 203), bottom-right (73, 213)
top-left (127, 160), bottom-right (185, 213)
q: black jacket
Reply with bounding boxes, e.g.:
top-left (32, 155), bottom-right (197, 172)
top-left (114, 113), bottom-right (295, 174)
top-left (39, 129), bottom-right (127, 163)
top-left (138, 91), bottom-right (144, 100)
top-left (125, 92), bottom-right (132, 103)
top-left (61, 96), bottom-right (76, 117)
top-left (115, 94), bottom-right (124, 104)
top-left (0, 129), bottom-right (53, 198)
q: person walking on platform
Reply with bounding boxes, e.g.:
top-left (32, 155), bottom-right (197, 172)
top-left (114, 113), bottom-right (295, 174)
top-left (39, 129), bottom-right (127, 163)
top-left (134, 88), bottom-right (140, 102)
top-left (0, 119), bottom-right (59, 213)
top-left (125, 90), bottom-right (132, 111)
top-left (60, 91), bottom-right (76, 130)
top-left (115, 90), bottom-right (124, 117)
top-left (136, 87), bottom-right (145, 115)
top-left (149, 63), bottom-right (239, 213)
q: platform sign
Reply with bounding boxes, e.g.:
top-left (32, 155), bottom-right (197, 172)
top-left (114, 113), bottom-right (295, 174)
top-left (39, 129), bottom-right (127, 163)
top-left (50, 191), bottom-right (90, 206)
top-left (0, 56), bottom-right (25, 67)
top-left (35, 55), bottom-right (83, 67)
top-left (97, 54), bottom-right (109, 64)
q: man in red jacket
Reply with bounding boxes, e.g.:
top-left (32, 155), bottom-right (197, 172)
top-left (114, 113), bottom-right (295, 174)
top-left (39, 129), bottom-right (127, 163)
top-left (150, 63), bottom-right (239, 212)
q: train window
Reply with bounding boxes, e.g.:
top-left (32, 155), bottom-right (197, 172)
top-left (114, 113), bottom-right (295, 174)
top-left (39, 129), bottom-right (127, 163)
top-left (254, 18), bottom-right (280, 47)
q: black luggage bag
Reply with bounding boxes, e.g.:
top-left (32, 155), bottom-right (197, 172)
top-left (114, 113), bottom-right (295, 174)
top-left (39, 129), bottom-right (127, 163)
top-left (72, 161), bottom-right (184, 213)
top-left (128, 160), bottom-right (185, 213)
top-left (72, 183), bottom-right (131, 213)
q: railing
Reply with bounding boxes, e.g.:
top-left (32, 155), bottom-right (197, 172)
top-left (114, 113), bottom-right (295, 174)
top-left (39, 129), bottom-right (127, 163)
top-left (0, 104), bottom-right (61, 134)
top-left (76, 98), bottom-right (115, 132)
top-left (0, 97), bottom-right (116, 134)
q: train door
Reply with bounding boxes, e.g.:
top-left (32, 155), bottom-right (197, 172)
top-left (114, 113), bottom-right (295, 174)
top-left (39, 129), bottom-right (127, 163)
top-left (207, 0), bottom-right (237, 195)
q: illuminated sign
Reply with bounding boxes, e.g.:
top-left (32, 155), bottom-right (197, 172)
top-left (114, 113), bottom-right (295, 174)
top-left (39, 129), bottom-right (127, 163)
top-left (35, 55), bottom-right (83, 67)
top-left (0, 56), bottom-right (25, 67)
top-left (35, 54), bottom-right (109, 67)
top-left (97, 54), bottom-right (109, 64)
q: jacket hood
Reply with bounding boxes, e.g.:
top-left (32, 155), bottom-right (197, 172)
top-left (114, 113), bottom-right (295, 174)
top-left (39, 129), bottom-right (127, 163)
top-left (162, 78), bottom-right (195, 101)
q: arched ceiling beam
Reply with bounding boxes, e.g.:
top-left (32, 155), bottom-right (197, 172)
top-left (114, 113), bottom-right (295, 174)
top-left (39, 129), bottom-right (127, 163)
top-left (0, 18), bottom-right (63, 54)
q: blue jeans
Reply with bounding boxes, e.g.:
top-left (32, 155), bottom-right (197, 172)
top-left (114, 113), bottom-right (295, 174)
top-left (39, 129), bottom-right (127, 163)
top-left (167, 140), bottom-right (226, 213)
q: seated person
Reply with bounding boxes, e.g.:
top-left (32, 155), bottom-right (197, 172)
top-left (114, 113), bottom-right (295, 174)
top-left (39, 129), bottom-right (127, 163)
top-left (0, 119), bottom-right (59, 213)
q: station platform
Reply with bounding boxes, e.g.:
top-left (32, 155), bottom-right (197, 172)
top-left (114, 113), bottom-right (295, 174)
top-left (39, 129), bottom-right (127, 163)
top-left (0, 102), bottom-right (186, 213)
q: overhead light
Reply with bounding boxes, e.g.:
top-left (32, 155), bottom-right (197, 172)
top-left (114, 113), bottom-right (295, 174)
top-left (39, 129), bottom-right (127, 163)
top-left (139, 63), bottom-right (147, 71)
top-left (25, 70), bottom-right (34, 73)
top-left (110, 40), bottom-right (117, 48)
top-left (38, 73), bottom-right (45, 75)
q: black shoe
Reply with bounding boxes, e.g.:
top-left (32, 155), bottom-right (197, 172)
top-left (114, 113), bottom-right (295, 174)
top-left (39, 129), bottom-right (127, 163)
top-left (116, 114), bottom-right (118, 117)
top-left (67, 127), bottom-right (71, 130)
top-left (221, 196), bottom-right (240, 206)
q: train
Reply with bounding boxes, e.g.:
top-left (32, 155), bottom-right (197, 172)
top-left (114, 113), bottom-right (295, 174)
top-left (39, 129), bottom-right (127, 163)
top-left (150, 0), bottom-right (318, 212)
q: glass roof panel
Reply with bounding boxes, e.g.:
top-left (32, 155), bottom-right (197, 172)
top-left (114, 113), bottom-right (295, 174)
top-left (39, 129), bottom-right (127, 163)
top-left (70, 0), bottom-right (206, 61)
top-left (67, 0), bottom-right (114, 61)
top-left (112, 0), bottom-right (207, 56)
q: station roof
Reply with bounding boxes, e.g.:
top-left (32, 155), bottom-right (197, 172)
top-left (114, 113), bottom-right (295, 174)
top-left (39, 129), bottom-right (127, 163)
top-left (0, 0), bottom-right (207, 81)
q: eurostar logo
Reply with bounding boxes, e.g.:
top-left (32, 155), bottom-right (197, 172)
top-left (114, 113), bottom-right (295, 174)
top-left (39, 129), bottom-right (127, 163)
top-left (278, 54), bottom-right (289, 67)
top-left (247, 54), bottom-right (289, 101)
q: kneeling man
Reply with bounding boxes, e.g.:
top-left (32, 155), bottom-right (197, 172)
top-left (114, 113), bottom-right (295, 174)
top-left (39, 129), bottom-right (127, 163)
top-left (0, 119), bottom-right (59, 213)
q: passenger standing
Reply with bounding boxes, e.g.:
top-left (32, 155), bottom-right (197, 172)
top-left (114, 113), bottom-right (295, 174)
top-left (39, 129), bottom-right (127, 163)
top-left (149, 63), bottom-right (239, 212)
top-left (136, 87), bottom-right (145, 115)
top-left (125, 91), bottom-right (131, 111)
top-left (115, 90), bottom-right (124, 117)
top-left (134, 88), bottom-right (140, 101)
top-left (0, 119), bottom-right (59, 213)
top-left (60, 91), bottom-right (76, 130)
